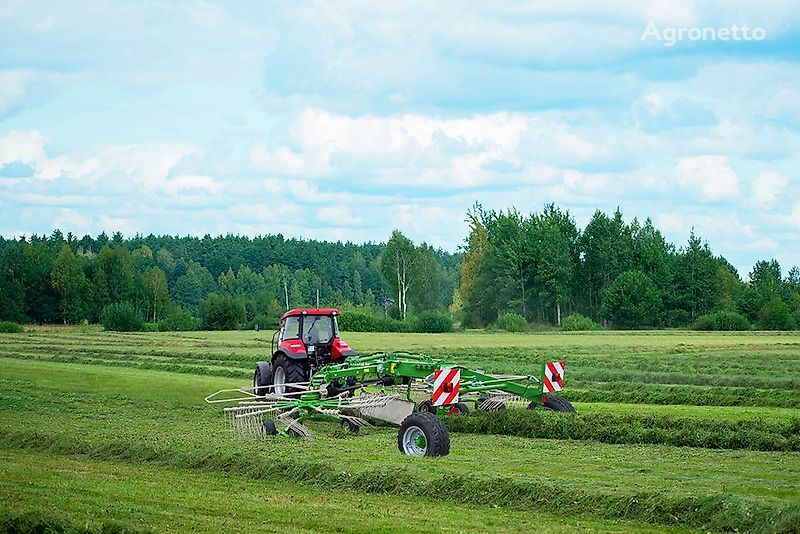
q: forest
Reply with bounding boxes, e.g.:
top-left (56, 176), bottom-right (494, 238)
top-left (0, 204), bottom-right (798, 331)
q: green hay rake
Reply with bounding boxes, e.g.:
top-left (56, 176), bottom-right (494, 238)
top-left (206, 351), bottom-right (573, 457)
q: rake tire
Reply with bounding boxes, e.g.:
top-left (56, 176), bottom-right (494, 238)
top-left (542, 395), bottom-right (575, 413)
top-left (262, 420), bottom-right (278, 436)
top-left (397, 412), bottom-right (450, 457)
top-left (416, 400), bottom-right (437, 414)
top-left (448, 402), bottom-right (469, 415)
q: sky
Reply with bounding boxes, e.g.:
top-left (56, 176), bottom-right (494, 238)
top-left (0, 1), bottom-right (798, 277)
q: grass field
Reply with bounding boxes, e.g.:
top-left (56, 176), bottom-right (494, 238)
top-left (1, 328), bottom-right (798, 533)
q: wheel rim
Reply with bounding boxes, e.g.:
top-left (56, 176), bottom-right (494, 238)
top-left (402, 425), bottom-right (427, 456)
top-left (273, 366), bottom-right (286, 395)
top-left (253, 369), bottom-right (260, 393)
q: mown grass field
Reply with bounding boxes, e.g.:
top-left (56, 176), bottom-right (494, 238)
top-left (0, 328), bottom-right (798, 533)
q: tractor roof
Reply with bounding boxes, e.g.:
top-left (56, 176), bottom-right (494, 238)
top-left (280, 308), bottom-right (340, 320)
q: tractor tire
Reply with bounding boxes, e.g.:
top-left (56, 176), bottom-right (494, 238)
top-left (262, 419), bottom-right (278, 436)
top-left (542, 395), bottom-right (576, 413)
top-left (447, 402), bottom-right (469, 415)
top-left (272, 354), bottom-right (307, 396)
top-left (416, 400), bottom-right (437, 414)
top-left (397, 412), bottom-right (450, 457)
top-left (253, 362), bottom-right (273, 396)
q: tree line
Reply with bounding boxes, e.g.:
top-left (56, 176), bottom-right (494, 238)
top-left (1, 203), bottom-right (798, 331)
top-left (0, 230), bottom-right (458, 329)
top-left (456, 204), bottom-right (800, 330)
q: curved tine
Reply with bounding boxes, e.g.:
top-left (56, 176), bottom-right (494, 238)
top-left (205, 388), bottom-right (257, 404)
top-left (277, 407), bottom-right (300, 421)
top-left (235, 406), bottom-right (281, 419)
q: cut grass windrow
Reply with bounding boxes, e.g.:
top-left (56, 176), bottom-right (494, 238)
top-left (445, 410), bottom-right (800, 452)
top-left (1, 428), bottom-right (797, 534)
top-left (0, 352), bottom-right (249, 379)
top-left (0, 510), bottom-right (149, 534)
top-left (564, 382), bottom-right (800, 408)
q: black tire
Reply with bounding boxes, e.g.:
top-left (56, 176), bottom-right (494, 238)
top-left (447, 402), bottom-right (469, 415)
top-left (272, 353), bottom-right (307, 395)
top-left (341, 419), bottom-right (359, 434)
top-left (397, 412), bottom-right (450, 457)
top-left (527, 401), bottom-right (537, 410)
top-left (261, 420), bottom-right (277, 436)
top-left (253, 362), bottom-right (273, 396)
top-left (542, 395), bottom-right (576, 413)
top-left (287, 427), bottom-right (303, 438)
top-left (416, 400), bottom-right (437, 414)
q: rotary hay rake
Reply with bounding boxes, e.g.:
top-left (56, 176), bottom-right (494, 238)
top-left (206, 352), bottom-right (573, 457)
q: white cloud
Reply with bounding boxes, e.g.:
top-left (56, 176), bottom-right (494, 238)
top-left (675, 155), bottom-right (739, 201)
top-left (317, 206), bottom-right (361, 226)
top-left (0, 129), bottom-right (46, 164)
top-left (0, 71), bottom-right (33, 114)
top-left (751, 171), bottom-right (789, 208)
top-left (32, 14), bottom-right (57, 33)
top-left (51, 208), bottom-right (92, 235)
top-left (162, 174), bottom-right (222, 195)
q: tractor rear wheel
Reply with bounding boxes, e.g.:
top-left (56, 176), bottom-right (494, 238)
top-left (272, 354), bottom-right (307, 395)
top-left (397, 412), bottom-right (450, 457)
top-left (542, 395), bottom-right (575, 413)
top-left (253, 362), bottom-right (273, 396)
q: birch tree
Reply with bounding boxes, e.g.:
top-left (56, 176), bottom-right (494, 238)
top-left (379, 231), bottom-right (419, 320)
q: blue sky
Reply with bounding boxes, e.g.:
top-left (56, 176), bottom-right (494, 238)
top-left (0, 1), bottom-right (799, 277)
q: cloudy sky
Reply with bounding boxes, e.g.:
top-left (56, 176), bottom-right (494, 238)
top-left (1, 1), bottom-right (798, 276)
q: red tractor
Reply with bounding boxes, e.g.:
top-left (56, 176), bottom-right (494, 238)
top-left (253, 308), bottom-right (357, 395)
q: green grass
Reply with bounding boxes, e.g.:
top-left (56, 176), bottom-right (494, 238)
top-left (1, 329), bottom-right (799, 532)
top-left (2, 449), bottom-right (676, 534)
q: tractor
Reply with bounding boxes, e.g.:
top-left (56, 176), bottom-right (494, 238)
top-left (253, 308), bottom-right (357, 396)
top-left (207, 308), bottom-right (575, 457)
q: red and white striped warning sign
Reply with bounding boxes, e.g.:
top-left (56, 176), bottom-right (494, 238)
top-left (543, 361), bottom-right (565, 393)
top-left (432, 368), bottom-right (461, 406)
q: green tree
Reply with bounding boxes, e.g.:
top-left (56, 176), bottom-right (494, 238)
top-left (141, 267), bottom-right (169, 322)
top-left (51, 246), bottom-right (90, 323)
top-left (458, 205), bottom-right (490, 325)
top-left (172, 261), bottom-right (216, 313)
top-left (674, 232), bottom-right (718, 321)
top-left (94, 246), bottom-right (136, 305)
top-left (201, 293), bottom-right (245, 330)
top-left (0, 243), bottom-right (27, 322)
top-left (750, 260), bottom-right (782, 303)
top-left (759, 297), bottom-right (795, 330)
top-left (602, 270), bottom-right (662, 329)
top-left (379, 231), bottom-right (420, 320)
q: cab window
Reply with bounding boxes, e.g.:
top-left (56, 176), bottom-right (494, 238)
top-left (302, 315), bottom-right (334, 344)
top-left (281, 316), bottom-right (301, 340)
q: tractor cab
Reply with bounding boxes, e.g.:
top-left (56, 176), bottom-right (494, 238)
top-left (274, 308), bottom-right (355, 364)
top-left (255, 308), bottom-right (356, 395)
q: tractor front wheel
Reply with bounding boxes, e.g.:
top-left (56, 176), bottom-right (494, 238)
top-left (397, 412), bottom-right (450, 457)
top-left (272, 354), bottom-right (307, 395)
top-left (542, 395), bottom-right (576, 413)
top-left (253, 362), bottom-right (273, 396)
